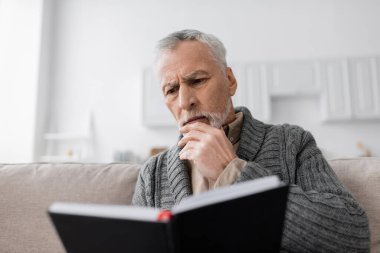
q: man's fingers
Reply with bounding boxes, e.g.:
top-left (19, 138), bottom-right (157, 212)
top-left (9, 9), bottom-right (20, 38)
top-left (179, 140), bottom-right (195, 154)
top-left (178, 130), bottom-right (203, 147)
top-left (179, 145), bottom-right (196, 160)
top-left (180, 121), bottom-right (218, 134)
top-left (179, 149), bottom-right (192, 160)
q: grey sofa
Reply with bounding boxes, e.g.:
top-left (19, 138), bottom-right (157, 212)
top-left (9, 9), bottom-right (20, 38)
top-left (0, 158), bottom-right (379, 252)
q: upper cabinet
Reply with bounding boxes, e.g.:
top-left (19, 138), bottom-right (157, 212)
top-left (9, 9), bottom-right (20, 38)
top-left (231, 64), bottom-right (271, 122)
top-left (320, 57), bottom-right (380, 121)
top-left (268, 61), bottom-right (321, 96)
top-left (320, 59), bottom-right (353, 121)
top-left (350, 57), bottom-right (380, 119)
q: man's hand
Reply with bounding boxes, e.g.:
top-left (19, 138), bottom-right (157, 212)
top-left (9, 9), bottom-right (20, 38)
top-left (178, 122), bottom-right (236, 181)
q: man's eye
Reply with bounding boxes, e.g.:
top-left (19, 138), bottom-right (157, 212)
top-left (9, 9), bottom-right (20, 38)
top-left (191, 78), bottom-right (206, 85)
top-left (166, 87), bottom-right (178, 95)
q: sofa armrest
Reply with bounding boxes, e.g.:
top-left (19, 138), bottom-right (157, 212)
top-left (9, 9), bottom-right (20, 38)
top-left (329, 158), bottom-right (380, 253)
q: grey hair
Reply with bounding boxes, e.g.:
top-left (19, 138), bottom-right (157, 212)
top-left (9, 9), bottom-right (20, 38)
top-left (155, 29), bottom-right (227, 69)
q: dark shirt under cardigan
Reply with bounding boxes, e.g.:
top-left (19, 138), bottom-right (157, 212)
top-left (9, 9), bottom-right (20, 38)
top-left (132, 106), bottom-right (370, 252)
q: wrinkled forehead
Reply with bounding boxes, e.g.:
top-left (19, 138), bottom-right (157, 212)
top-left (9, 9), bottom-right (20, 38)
top-left (155, 41), bottom-right (219, 83)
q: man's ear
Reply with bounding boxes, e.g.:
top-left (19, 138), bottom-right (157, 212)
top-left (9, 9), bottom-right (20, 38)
top-left (226, 67), bottom-right (237, 96)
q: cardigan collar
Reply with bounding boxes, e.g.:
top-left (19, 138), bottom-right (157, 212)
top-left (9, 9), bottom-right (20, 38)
top-left (166, 106), bottom-right (267, 205)
top-left (235, 106), bottom-right (266, 162)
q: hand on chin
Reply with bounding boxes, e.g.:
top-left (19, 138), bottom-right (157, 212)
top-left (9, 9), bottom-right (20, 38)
top-left (178, 122), bottom-right (236, 181)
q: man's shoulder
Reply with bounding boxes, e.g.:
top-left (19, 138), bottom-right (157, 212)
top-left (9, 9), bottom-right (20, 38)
top-left (263, 122), bottom-right (308, 139)
top-left (238, 106), bottom-right (308, 139)
top-left (260, 122), bottom-right (316, 155)
top-left (263, 122), bottom-right (318, 157)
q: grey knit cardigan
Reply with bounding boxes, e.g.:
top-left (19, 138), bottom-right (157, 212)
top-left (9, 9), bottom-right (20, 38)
top-left (132, 106), bottom-right (370, 252)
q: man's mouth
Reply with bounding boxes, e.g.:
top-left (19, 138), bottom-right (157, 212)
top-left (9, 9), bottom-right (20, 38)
top-left (183, 116), bottom-right (208, 126)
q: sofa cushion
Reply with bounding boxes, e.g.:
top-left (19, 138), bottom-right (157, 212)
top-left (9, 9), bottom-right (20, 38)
top-left (329, 158), bottom-right (380, 253)
top-left (0, 163), bottom-right (140, 253)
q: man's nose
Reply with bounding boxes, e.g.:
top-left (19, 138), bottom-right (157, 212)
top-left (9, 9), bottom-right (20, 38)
top-left (178, 85), bottom-right (196, 110)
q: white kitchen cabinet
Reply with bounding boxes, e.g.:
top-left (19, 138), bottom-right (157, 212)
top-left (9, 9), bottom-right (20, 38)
top-left (320, 60), bottom-right (353, 121)
top-left (246, 64), bottom-right (271, 121)
top-left (231, 64), bottom-right (271, 121)
top-left (350, 57), bottom-right (380, 119)
top-left (320, 57), bottom-right (380, 121)
top-left (267, 61), bottom-right (321, 96)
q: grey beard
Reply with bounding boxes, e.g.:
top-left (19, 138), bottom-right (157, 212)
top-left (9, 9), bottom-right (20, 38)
top-left (207, 98), bottom-right (231, 128)
top-left (178, 98), bottom-right (232, 129)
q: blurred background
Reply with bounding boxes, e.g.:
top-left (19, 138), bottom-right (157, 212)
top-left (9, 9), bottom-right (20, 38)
top-left (0, 0), bottom-right (379, 164)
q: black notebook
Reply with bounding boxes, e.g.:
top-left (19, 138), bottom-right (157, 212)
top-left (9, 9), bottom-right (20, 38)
top-left (49, 176), bottom-right (289, 253)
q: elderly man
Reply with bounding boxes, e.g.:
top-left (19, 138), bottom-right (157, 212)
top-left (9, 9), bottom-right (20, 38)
top-left (132, 29), bottom-right (370, 252)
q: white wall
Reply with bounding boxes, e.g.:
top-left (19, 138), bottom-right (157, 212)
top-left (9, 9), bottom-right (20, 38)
top-left (0, 0), bottom-right (44, 162)
top-left (43, 0), bottom-right (380, 162)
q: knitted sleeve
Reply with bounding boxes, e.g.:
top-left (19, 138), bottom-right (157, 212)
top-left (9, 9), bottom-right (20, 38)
top-left (131, 168), bottom-right (148, 207)
top-left (282, 126), bottom-right (370, 252)
top-left (237, 126), bottom-right (370, 252)
top-left (131, 157), bottom-right (157, 207)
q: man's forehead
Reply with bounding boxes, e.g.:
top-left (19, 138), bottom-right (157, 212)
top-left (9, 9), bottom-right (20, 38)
top-left (160, 69), bottom-right (210, 84)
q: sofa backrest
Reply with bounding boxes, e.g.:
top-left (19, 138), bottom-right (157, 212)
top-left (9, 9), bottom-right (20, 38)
top-left (1, 159), bottom-right (379, 253)
top-left (329, 157), bottom-right (380, 253)
top-left (0, 163), bottom-right (140, 253)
